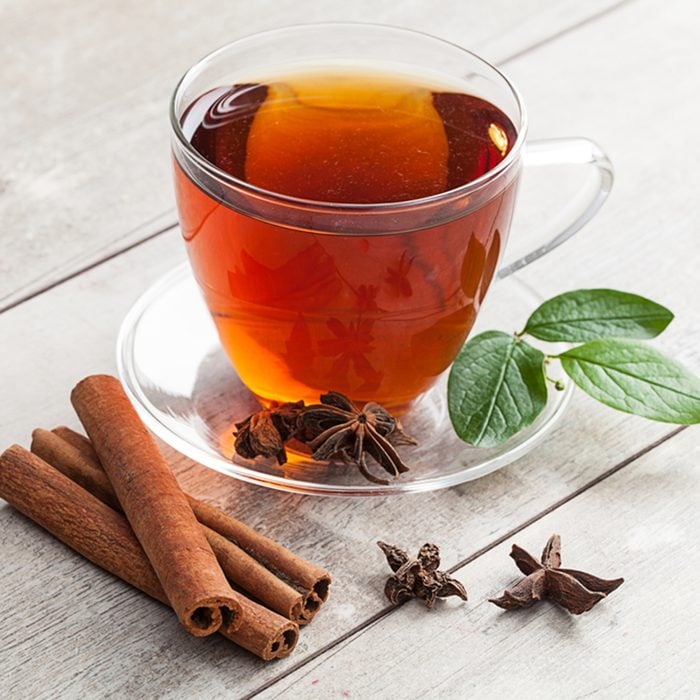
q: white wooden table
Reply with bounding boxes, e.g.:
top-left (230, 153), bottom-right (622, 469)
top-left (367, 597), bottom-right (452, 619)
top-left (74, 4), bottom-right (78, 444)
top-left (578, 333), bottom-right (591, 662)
top-left (2, 1), bottom-right (699, 697)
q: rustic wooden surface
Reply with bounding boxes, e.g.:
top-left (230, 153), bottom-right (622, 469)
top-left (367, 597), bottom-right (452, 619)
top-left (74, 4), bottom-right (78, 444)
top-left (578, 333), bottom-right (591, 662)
top-left (1, 0), bottom-right (698, 698)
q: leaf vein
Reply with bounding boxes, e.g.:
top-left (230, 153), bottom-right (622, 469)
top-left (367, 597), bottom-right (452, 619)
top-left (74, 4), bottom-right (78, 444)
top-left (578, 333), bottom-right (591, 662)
top-left (569, 355), bottom-right (700, 401)
top-left (473, 338), bottom-right (517, 444)
top-left (530, 313), bottom-right (670, 328)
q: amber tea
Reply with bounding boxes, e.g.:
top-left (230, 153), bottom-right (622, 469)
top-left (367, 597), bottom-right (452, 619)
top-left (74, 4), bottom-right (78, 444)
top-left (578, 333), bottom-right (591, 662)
top-left (175, 69), bottom-right (518, 408)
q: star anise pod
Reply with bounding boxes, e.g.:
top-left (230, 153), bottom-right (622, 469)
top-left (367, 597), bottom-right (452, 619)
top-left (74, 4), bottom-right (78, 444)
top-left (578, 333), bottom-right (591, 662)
top-left (489, 534), bottom-right (624, 615)
top-left (297, 392), bottom-right (417, 484)
top-left (378, 541), bottom-right (468, 609)
top-left (233, 400), bottom-right (305, 465)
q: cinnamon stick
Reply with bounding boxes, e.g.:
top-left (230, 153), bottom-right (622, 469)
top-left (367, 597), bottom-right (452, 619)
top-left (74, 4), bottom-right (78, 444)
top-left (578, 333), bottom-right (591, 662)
top-left (191, 499), bottom-right (331, 623)
top-left (0, 446), bottom-right (298, 660)
top-left (32, 429), bottom-right (120, 510)
top-left (52, 425), bottom-right (96, 457)
top-left (70, 375), bottom-right (240, 638)
top-left (45, 425), bottom-right (331, 623)
top-left (32, 428), bottom-right (309, 622)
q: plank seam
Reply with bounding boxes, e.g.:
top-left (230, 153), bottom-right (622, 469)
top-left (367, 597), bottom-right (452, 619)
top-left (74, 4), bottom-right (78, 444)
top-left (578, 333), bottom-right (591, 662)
top-left (241, 424), bottom-right (685, 700)
top-left (499, 0), bottom-right (636, 65)
top-left (445, 425), bottom-right (686, 575)
top-left (0, 1), bottom-right (638, 319)
top-left (0, 221), bottom-right (178, 315)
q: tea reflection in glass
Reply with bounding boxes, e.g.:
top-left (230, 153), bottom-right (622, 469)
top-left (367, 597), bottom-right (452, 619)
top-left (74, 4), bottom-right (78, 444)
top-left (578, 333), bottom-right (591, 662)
top-left (174, 69), bottom-right (519, 408)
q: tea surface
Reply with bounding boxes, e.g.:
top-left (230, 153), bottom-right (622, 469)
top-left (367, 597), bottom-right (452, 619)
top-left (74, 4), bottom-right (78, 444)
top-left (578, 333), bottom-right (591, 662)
top-left (181, 71), bottom-right (516, 203)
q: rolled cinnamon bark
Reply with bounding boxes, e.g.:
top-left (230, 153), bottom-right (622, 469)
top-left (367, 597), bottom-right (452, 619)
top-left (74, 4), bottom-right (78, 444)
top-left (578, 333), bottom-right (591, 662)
top-left (0, 446), bottom-right (298, 660)
top-left (70, 375), bottom-right (240, 637)
top-left (191, 499), bottom-right (331, 623)
top-left (32, 428), bottom-right (308, 622)
top-left (45, 426), bottom-right (331, 623)
top-left (52, 425), bottom-right (96, 458)
top-left (33, 429), bottom-right (119, 510)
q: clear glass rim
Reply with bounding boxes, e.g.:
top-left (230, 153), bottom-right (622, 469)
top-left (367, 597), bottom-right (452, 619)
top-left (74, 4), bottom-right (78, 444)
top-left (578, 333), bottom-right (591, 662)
top-left (169, 21), bottom-right (528, 213)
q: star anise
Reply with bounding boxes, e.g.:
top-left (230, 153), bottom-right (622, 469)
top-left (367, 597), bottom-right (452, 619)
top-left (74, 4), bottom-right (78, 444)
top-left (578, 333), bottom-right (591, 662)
top-left (233, 400), bottom-right (304, 465)
top-left (489, 534), bottom-right (624, 615)
top-left (378, 541), bottom-right (468, 609)
top-left (297, 392), bottom-right (417, 484)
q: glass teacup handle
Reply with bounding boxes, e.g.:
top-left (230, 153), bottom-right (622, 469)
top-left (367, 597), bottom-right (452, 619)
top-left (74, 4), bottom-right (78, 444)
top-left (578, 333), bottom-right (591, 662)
top-left (497, 137), bottom-right (614, 279)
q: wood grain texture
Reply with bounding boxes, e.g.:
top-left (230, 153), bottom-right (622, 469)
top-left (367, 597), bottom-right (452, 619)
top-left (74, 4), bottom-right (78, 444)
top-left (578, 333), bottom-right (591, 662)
top-left (262, 428), bottom-right (700, 699)
top-left (2, 0), bottom-right (700, 697)
top-left (0, 0), bottom-right (620, 310)
top-left (1, 222), bottom-right (691, 696)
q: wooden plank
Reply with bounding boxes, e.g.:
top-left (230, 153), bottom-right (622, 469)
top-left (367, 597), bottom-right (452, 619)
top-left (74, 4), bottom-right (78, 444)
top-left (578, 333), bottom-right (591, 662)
top-left (2, 0), bottom-right (700, 697)
top-left (261, 428), bottom-right (700, 699)
top-left (0, 0), bottom-right (622, 310)
top-left (0, 161), bottom-right (696, 695)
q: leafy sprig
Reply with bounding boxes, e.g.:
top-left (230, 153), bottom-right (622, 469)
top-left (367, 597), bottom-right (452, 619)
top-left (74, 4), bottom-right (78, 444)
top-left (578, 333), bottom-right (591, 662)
top-left (448, 289), bottom-right (700, 447)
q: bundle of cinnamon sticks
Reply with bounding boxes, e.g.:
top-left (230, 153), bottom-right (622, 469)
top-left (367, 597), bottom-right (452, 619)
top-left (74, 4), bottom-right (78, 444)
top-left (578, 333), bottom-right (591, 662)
top-left (0, 374), bottom-right (331, 660)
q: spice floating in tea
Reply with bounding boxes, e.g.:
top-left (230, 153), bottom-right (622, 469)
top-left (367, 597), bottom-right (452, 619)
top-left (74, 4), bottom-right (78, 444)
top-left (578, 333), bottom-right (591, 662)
top-left (377, 541), bottom-right (467, 608)
top-left (232, 392), bottom-right (417, 484)
top-left (489, 534), bottom-right (624, 615)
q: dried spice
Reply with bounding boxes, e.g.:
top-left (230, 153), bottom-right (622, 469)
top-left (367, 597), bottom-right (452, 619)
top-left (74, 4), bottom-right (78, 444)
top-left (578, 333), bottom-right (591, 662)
top-left (232, 392), bottom-right (417, 484)
top-left (233, 401), bottom-right (305, 465)
top-left (297, 392), bottom-right (417, 484)
top-left (377, 541), bottom-right (467, 608)
top-left (489, 534), bottom-right (624, 615)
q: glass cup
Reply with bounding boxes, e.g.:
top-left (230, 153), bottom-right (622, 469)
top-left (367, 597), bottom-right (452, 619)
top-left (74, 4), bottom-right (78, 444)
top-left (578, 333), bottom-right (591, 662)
top-left (170, 23), bottom-right (612, 411)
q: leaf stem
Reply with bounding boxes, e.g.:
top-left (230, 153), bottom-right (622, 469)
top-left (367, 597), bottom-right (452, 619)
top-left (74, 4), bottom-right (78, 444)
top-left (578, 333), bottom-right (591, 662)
top-left (545, 375), bottom-right (566, 391)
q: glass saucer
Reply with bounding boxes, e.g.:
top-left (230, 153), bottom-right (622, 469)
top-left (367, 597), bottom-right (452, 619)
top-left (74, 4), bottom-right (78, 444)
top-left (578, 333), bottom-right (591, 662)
top-left (116, 263), bottom-right (572, 496)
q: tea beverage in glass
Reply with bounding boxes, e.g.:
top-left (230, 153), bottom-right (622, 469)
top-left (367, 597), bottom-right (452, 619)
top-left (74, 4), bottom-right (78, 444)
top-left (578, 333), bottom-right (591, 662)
top-left (171, 25), bottom-right (611, 411)
top-left (176, 69), bottom-right (517, 408)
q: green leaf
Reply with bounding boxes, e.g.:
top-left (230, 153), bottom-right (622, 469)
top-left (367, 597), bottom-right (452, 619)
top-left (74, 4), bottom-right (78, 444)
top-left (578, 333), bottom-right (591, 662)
top-left (523, 289), bottom-right (673, 342)
top-left (448, 331), bottom-right (547, 448)
top-left (559, 339), bottom-right (700, 424)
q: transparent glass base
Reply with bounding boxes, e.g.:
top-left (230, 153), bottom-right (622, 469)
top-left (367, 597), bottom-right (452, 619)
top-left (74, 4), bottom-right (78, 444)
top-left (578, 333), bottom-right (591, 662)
top-left (117, 262), bottom-right (572, 496)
